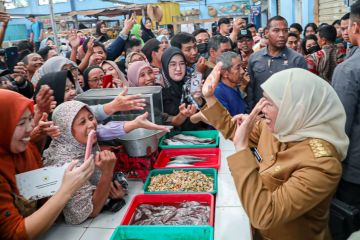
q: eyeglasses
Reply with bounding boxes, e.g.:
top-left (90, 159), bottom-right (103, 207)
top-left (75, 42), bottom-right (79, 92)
top-left (169, 62), bottom-right (186, 70)
top-left (88, 78), bottom-right (103, 83)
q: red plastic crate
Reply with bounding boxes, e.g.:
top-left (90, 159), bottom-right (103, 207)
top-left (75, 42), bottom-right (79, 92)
top-left (121, 193), bottom-right (215, 226)
top-left (153, 148), bottom-right (221, 170)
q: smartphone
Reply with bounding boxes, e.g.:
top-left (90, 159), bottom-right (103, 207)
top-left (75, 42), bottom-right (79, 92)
top-left (190, 72), bottom-right (202, 94)
top-left (85, 130), bottom-right (96, 161)
top-left (102, 75), bottom-right (113, 88)
top-left (5, 47), bottom-right (18, 72)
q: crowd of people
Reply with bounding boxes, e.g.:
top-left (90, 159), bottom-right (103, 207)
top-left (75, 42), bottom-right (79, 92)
top-left (1, 0), bottom-right (360, 239)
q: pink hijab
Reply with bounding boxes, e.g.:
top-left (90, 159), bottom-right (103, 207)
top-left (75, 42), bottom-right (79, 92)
top-left (127, 61), bottom-right (153, 87)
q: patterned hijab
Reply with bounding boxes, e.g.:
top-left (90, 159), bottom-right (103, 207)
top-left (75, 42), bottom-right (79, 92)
top-left (261, 68), bottom-right (349, 160)
top-left (127, 61), bottom-right (153, 87)
top-left (31, 56), bottom-right (82, 94)
top-left (100, 60), bottom-right (128, 87)
top-left (43, 100), bottom-right (99, 167)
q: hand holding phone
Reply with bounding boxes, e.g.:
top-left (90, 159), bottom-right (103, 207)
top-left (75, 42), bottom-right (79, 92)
top-left (102, 75), bottom-right (113, 88)
top-left (85, 130), bottom-right (96, 161)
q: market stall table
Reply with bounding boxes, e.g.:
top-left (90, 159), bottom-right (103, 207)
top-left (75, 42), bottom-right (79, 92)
top-left (39, 135), bottom-right (252, 240)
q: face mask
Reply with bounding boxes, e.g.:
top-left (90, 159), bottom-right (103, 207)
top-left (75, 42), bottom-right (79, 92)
top-left (307, 45), bottom-right (321, 54)
top-left (197, 43), bottom-right (208, 54)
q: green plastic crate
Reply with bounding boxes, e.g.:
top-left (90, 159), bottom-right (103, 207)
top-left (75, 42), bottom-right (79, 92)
top-left (143, 168), bottom-right (217, 195)
top-left (159, 130), bottom-right (219, 149)
top-left (110, 225), bottom-right (214, 240)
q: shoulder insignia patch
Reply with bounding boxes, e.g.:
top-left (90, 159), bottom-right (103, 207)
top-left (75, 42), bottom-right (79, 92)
top-left (309, 139), bottom-right (333, 158)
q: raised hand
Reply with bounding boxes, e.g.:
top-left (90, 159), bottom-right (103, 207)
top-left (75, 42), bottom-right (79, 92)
top-left (196, 57), bottom-right (207, 74)
top-left (122, 13), bottom-right (136, 35)
top-left (35, 85), bottom-right (56, 114)
top-left (11, 62), bottom-right (27, 83)
top-left (68, 30), bottom-right (81, 49)
top-left (202, 62), bottom-right (222, 100)
top-left (0, 12), bottom-right (10, 24)
top-left (33, 112), bottom-right (60, 138)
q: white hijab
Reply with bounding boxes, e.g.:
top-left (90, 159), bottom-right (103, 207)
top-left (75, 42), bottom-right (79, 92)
top-left (261, 68), bottom-right (349, 160)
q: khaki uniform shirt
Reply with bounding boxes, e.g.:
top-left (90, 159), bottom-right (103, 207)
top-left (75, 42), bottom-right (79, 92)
top-left (202, 101), bottom-right (342, 240)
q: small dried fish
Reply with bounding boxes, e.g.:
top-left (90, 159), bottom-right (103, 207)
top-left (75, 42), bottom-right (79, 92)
top-left (147, 170), bottom-right (213, 192)
top-left (131, 201), bottom-right (210, 225)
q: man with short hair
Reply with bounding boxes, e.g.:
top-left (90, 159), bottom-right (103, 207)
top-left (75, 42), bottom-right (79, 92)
top-left (217, 18), bottom-right (231, 37)
top-left (332, 1), bottom-right (360, 218)
top-left (203, 35), bottom-right (232, 79)
top-left (214, 51), bottom-right (247, 116)
top-left (208, 35), bottom-right (232, 67)
top-left (117, 38), bottom-right (143, 73)
top-left (247, 23), bottom-right (260, 43)
top-left (23, 53), bottom-right (43, 84)
top-left (171, 32), bottom-right (199, 68)
top-left (237, 29), bottom-right (254, 69)
top-left (141, 38), bottom-right (165, 86)
top-left (27, 15), bottom-right (44, 51)
top-left (247, 16), bottom-right (307, 109)
top-left (192, 29), bottom-right (210, 57)
top-left (306, 25), bottom-right (345, 82)
top-left (125, 39), bottom-right (142, 54)
top-left (289, 23), bottom-right (303, 36)
top-left (341, 12), bottom-right (359, 58)
top-left (142, 38), bottom-right (164, 70)
top-left (286, 32), bottom-right (300, 51)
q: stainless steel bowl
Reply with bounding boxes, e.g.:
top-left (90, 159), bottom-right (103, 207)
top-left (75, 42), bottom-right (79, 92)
top-left (116, 126), bottom-right (173, 157)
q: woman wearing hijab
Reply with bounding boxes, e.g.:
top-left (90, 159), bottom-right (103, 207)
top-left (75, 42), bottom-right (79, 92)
top-left (39, 37), bottom-right (56, 51)
top-left (200, 66), bottom-right (349, 240)
top-left (0, 90), bottom-right (94, 239)
top-left (43, 100), bottom-right (169, 224)
top-left (31, 56), bottom-right (81, 93)
top-left (100, 60), bottom-right (128, 87)
top-left (83, 66), bottom-right (105, 90)
top-left (127, 61), bottom-right (156, 87)
top-left (125, 51), bottom-right (148, 71)
top-left (161, 47), bottom-right (203, 130)
top-left (95, 21), bottom-right (110, 43)
top-left (140, 17), bottom-right (155, 43)
top-left (156, 35), bottom-right (170, 49)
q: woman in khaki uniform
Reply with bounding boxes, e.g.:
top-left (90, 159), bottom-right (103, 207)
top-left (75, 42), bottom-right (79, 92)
top-left (201, 66), bottom-right (349, 240)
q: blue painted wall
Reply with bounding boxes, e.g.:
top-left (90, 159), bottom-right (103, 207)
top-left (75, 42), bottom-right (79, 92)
top-left (302, 0), bottom-right (314, 27)
top-left (280, 0), bottom-right (295, 24)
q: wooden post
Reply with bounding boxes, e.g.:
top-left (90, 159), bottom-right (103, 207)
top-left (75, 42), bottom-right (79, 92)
top-left (314, 0), bottom-right (319, 25)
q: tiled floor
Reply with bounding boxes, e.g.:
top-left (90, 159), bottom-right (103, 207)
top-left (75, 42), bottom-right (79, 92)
top-left (39, 135), bottom-right (252, 240)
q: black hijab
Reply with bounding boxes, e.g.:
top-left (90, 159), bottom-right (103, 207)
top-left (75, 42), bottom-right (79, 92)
top-left (161, 47), bottom-right (187, 96)
top-left (34, 70), bottom-right (75, 106)
top-left (141, 17), bottom-right (156, 43)
top-left (161, 47), bottom-right (188, 117)
top-left (83, 65), bottom-right (104, 91)
top-left (96, 22), bottom-right (110, 43)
